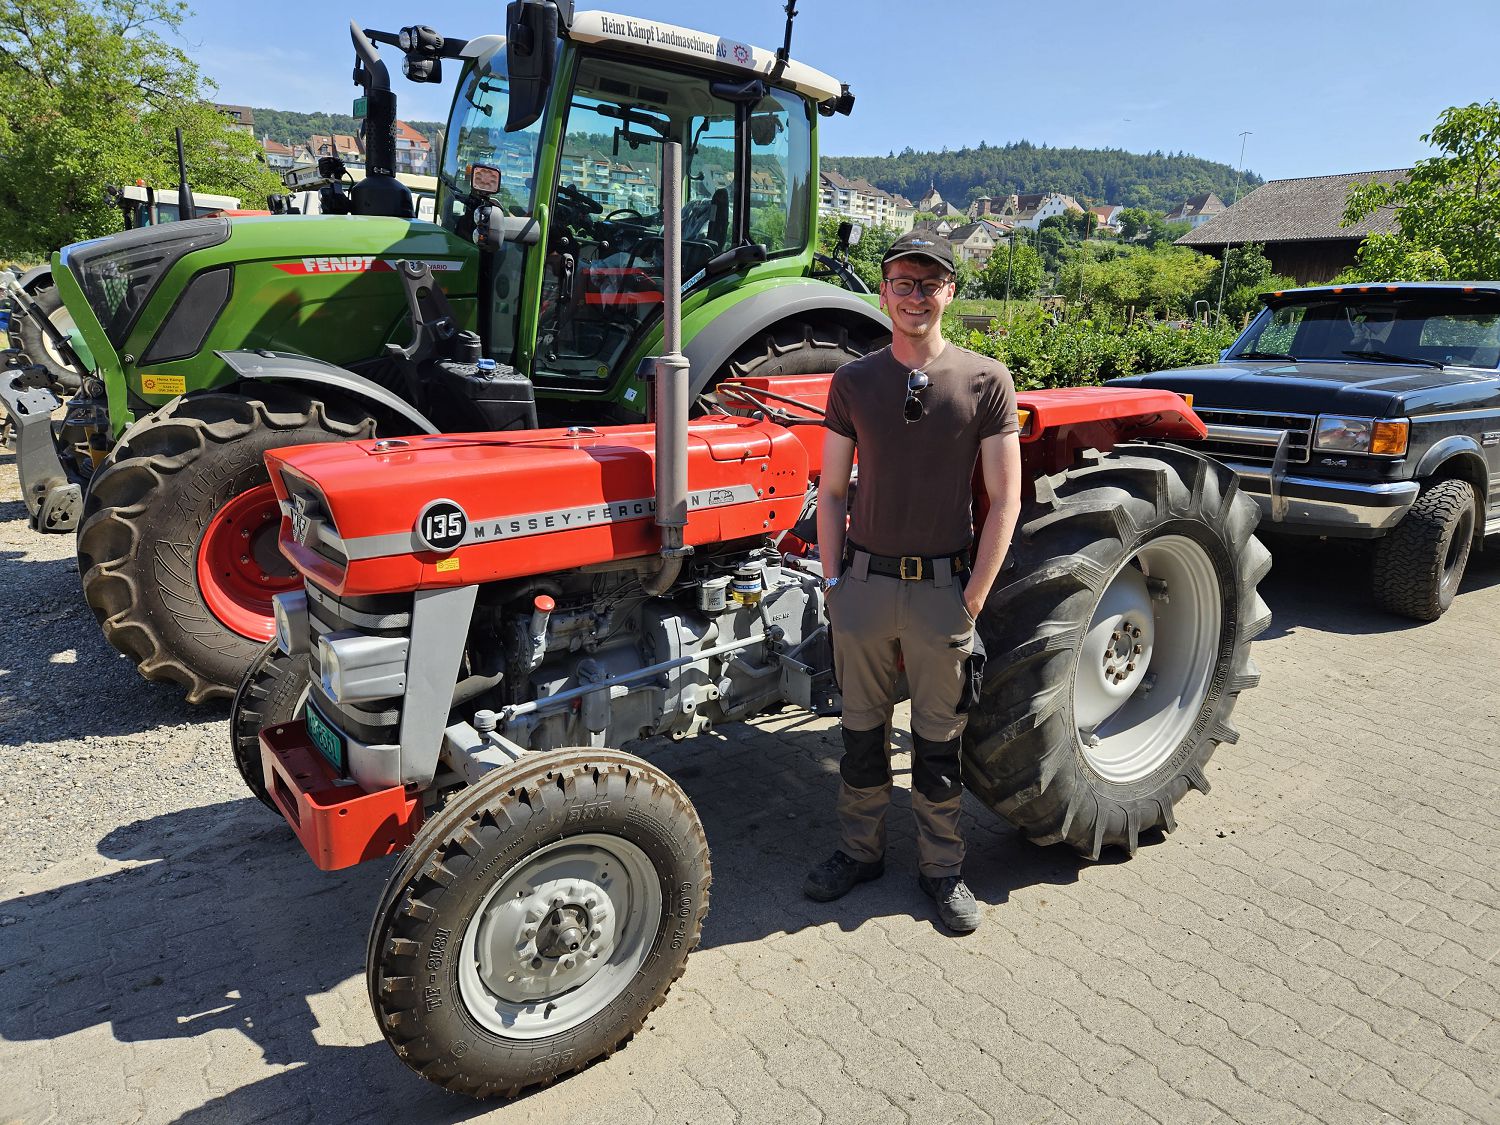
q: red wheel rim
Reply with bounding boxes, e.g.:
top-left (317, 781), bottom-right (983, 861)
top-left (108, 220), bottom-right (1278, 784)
top-left (196, 483), bottom-right (298, 641)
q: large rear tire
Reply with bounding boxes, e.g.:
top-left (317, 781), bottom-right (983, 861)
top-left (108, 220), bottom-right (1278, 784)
top-left (76, 387), bottom-right (376, 703)
top-left (962, 446), bottom-right (1270, 859)
top-left (367, 749), bottom-right (710, 1099)
top-left (721, 319), bottom-right (881, 384)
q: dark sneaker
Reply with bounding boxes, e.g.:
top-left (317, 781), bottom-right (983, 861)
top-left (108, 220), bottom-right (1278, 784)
top-left (803, 850), bottom-right (885, 902)
top-left (918, 874), bottom-right (981, 933)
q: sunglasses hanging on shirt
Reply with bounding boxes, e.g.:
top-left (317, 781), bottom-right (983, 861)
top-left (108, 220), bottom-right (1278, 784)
top-left (904, 369), bottom-right (930, 423)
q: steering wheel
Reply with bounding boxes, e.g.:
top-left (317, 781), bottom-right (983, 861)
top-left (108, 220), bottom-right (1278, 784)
top-left (603, 207), bottom-right (644, 222)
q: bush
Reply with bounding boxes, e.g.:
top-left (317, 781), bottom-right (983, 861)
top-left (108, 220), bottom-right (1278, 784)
top-left (945, 306), bottom-right (1236, 388)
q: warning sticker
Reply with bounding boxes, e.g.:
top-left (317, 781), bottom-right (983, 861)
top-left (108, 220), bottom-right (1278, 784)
top-left (273, 257), bottom-right (462, 276)
top-left (140, 373), bottom-right (187, 396)
top-left (435, 557), bottom-right (460, 573)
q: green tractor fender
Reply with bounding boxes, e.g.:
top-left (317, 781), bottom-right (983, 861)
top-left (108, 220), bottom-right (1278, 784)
top-left (678, 278), bottom-right (889, 399)
top-left (215, 350), bottom-right (440, 435)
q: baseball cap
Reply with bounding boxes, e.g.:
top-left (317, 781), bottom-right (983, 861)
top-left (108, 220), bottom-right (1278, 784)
top-left (881, 230), bottom-right (956, 273)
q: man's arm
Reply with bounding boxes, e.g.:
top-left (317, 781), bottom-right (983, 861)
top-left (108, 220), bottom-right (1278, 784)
top-left (964, 430), bottom-right (1022, 619)
top-left (817, 430), bottom-right (856, 581)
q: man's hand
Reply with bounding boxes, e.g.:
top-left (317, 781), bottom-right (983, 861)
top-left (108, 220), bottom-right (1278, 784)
top-left (962, 585), bottom-right (985, 622)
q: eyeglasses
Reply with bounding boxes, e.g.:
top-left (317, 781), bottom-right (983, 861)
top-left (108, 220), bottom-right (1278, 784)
top-left (904, 369), bottom-right (930, 423)
top-left (882, 276), bottom-right (952, 298)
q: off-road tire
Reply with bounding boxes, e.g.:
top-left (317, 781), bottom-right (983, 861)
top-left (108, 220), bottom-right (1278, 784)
top-left (368, 749), bottom-right (710, 1099)
top-left (76, 387), bottom-right (376, 704)
top-left (1370, 478), bottom-right (1476, 622)
top-left (962, 446), bottom-right (1270, 859)
top-left (230, 640), bottom-right (311, 809)
top-left (10, 281), bottom-right (83, 393)
top-left (721, 320), bottom-right (882, 385)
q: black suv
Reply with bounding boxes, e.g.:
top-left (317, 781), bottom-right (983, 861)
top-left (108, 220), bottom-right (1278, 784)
top-left (1111, 283), bottom-right (1500, 620)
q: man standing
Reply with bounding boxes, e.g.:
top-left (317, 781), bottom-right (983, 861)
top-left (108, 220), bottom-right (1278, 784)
top-left (806, 231), bottom-right (1022, 933)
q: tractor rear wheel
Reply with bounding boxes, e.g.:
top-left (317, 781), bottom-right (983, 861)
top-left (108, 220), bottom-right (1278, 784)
top-left (722, 320), bottom-right (879, 384)
top-left (11, 281), bottom-right (83, 393)
top-left (962, 447), bottom-right (1270, 859)
top-left (76, 387), bottom-right (376, 703)
top-left (230, 640), bottom-right (311, 809)
top-left (367, 749), bottom-right (710, 1099)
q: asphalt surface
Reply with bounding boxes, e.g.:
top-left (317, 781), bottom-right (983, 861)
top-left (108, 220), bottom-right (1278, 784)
top-left (1, 446), bottom-right (1497, 1124)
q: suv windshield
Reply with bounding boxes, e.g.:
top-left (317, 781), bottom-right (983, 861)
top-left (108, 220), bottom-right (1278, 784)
top-left (1231, 293), bottom-right (1500, 368)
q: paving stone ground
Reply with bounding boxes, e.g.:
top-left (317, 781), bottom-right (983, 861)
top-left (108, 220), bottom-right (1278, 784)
top-left (1, 449), bottom-right (1497, 1124)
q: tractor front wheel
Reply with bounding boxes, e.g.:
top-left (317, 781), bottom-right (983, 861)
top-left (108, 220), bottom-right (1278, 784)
top-left (76, 388), bottom-right (376, 703)
top-left (230, 640), bottom-right (311, 809)
top-left (962, 447), bottom-right (1270, 859)
top-left (367, 749), bottom-right (710, 1099)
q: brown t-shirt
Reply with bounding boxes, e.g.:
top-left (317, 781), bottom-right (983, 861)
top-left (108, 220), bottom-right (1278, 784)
top-left (824, 344), bottom-right (1018, 557)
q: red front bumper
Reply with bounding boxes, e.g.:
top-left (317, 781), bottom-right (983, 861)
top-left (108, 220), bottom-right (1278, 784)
top-left (259, 721), bottom-right (423, 871)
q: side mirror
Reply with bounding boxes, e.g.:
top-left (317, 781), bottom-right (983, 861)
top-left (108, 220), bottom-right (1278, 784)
top-left (505, 0), bottom-right (559, 133)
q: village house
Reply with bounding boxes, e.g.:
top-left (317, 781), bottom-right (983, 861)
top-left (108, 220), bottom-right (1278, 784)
top-left (393, 121), bottom-right (435, 176)
top-left (308, 133), bottom-right (363, 169)
top-left (944, 221), bottom-right (996, 265)
top-left (818, 170), bottom-right (914, 232)
top-left (999, 191), bottom-right (1085, 229)
top-left (1177, 169), bottom-right (1409, 284)
top-left (1091, 204), bottom-right (1123, 233)
top-left (213, 104), bottom-right (255, 135)
top-left (260, 138), bottom-right (297, 172)
top-left (1163, 192), bottom-right (1225, 228)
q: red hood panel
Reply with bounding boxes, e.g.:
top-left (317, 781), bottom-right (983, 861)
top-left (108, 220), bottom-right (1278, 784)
top-left (266, 418), bottom-right (808, 595)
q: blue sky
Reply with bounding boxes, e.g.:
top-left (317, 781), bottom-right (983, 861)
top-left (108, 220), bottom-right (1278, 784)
top-left (188, 0), bottom-right (1498, 185)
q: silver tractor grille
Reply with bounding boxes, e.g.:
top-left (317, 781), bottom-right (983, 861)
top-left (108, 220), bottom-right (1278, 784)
top-left (1190, 406), bottom-right (1315, 465)
top-left (304, 582), bottom-right (412, 755)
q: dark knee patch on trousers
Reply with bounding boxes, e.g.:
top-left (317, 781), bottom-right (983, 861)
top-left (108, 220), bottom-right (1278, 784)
top-left (839, 724), bottom-right (890, 789)
top-left (912, 734), bottom-right (962, 802)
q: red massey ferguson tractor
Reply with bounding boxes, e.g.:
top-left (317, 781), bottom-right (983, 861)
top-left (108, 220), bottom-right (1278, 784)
top-left (237, 172), bottom-right (1269, 1097)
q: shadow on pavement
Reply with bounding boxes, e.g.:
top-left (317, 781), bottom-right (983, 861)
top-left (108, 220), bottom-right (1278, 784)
top-left (0, 550), bottom-right (212, 744)
top-left (1253, 533), bottom-right (1500, 641)
top-left (0, 716), bottom-right (1091, 1121)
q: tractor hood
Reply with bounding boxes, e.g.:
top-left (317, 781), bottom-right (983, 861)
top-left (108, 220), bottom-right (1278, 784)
top-left (1109, 359), bottom-right (1500, 417)
top-left (265, 417), bottom-right (809, 597)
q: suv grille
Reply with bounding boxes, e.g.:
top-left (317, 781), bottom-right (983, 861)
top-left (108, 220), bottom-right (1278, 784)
top-left (1190, 406), bottom-right (1315, 465)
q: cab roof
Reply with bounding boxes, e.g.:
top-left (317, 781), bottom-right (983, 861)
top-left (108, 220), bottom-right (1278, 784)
top-left (568, 10), bottom-right (845, 104)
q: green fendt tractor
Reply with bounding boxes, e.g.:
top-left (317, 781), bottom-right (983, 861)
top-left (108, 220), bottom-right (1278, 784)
top-left (0, 1), bottom-right (883, 702)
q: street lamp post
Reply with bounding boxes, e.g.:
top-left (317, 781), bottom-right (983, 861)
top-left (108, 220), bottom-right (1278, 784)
top-left (1215, 130), bottom-right (1252, 326)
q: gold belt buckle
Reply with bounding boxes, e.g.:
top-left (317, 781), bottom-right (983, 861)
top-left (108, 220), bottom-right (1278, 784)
top-left (899, 556), bottom-right (923, 580)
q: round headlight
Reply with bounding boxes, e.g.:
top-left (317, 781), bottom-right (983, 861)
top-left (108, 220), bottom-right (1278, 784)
top-left (398, 27), bottom-right (413, 50)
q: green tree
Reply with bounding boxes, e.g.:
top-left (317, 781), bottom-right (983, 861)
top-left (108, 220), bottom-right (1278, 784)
top-left (978, 238), bottom-right (1042, 300)
top-left (1341, 101), bottom-right (1500, 280)
top-left (0, 0), bottom-right (283, 257)
top-left (1195, 243), bottom-right (1297, 323)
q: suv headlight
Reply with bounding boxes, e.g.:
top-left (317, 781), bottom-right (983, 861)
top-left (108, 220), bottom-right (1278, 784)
top-left (1314, 415), bottom-right (1409, 456)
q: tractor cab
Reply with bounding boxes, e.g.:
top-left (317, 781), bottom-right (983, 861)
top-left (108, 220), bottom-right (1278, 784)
top-left (426, 4), bottom-right (855, 413)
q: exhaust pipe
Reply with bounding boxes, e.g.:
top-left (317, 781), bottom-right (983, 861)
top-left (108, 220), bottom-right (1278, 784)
top-left (643, 139), bottom-right (692, 596)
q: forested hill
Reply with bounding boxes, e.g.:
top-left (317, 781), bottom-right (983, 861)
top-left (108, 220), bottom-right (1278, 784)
top-left (822, 141), bottom-right (1260, 212)
top-left (250, 108), bottom-right (443, 151)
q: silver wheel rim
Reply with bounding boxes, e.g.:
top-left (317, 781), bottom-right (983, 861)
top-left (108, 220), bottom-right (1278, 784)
top-left (1075, 534), bottom-right (1223, 784)
top-left (458, 833), bottom-right (662, 1040)
top-left (43, 305), bottom-right (78, 374)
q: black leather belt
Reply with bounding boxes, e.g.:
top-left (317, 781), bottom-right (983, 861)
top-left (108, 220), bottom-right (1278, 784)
top-left (847, 544), bottom-right (969, 582)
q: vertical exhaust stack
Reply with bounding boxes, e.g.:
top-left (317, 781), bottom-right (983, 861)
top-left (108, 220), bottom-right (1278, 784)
top-left (644, 140), bottom-right (692, 595)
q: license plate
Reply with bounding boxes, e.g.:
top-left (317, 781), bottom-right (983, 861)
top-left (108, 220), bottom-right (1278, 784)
top-left (305, 700), bottom-right (346, 773)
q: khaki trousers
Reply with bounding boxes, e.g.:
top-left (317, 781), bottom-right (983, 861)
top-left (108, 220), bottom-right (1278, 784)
top-left (828, 558), bottom-right (977, 877)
